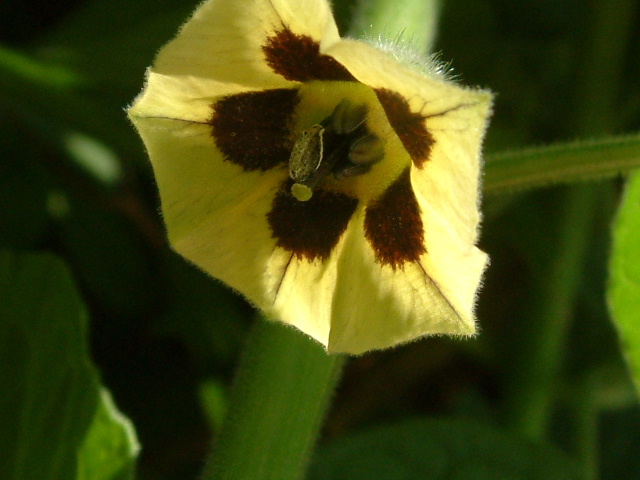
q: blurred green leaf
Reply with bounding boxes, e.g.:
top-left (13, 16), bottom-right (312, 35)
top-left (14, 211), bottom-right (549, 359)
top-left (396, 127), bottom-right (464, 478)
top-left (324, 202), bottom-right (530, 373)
top-left (199, 379), bottom-right (228, 433)
top-left (310, 418), bottom-right (583, 480)
top-left (0, 43), bottom-right (83, 88)
top-left (0, 250), bottom-right (138, 479)
top-left (78, 389), bottom-right (139, 480)
top-left (37, 0), bottom-right (195, 99)
top-left (0, 44), bottom-right (138, 159)
top-left (608, 170), bottom-right (640, 396)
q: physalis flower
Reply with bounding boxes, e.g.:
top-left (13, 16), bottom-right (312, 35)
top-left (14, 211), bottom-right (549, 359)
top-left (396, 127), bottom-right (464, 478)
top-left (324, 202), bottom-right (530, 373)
top-left (128, 0), bottom-right (492, 354)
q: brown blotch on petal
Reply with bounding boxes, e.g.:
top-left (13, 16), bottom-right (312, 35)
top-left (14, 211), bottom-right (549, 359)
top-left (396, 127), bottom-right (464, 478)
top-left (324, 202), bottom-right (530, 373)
top-left (364, 167), bottom-right (426, 269)
top-left (375, 88), bottom-right (433, 168)
top-left (268, 180), bottom-right (358, 262)
top-left (210, 89), bottom-right (299, 171)
top-left (263, 28), bottom-right (356, 82)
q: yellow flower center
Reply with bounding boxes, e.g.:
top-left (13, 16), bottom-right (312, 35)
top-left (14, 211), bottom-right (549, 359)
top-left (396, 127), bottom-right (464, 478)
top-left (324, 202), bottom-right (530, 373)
top-left (293, 81), bottom-right (412, 203)
top-left (289, 99), bottom-right (384, 201)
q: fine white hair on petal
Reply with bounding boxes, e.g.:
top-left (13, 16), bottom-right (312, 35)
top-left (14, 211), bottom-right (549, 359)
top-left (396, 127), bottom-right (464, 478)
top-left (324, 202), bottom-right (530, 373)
top-left (358, 30), bottom-right (456, 82)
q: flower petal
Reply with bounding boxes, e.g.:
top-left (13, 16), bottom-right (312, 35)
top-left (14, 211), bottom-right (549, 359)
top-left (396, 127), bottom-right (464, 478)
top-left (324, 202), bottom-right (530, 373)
top-left (152, 0), bottom-right (341, 88)
top-left (131, 115), bottom-right (288, 303)
top-left (328, 206), bottom-right (484, 354)
top-left (128, 0), bottom-right (493, 355)
top-left (327, 38), bottom-right (491, 276)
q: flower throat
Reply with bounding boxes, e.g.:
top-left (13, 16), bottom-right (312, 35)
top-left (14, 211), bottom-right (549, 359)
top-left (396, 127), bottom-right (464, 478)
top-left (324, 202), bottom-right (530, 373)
top-left (288, 99), bottom-right (384, 201)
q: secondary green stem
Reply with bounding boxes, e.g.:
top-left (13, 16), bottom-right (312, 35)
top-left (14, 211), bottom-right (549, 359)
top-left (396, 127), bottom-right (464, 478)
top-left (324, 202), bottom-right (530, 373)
top-left (570, 374), bottom-right (599, 480)
top-left (502, 185), bottom-right (597, 438)
top-left (502, 0), bottom-right (637, 446)
top-left (484, 133), bottom-right (640, 196)
top-left (201, 319), bottom-right (344, 480)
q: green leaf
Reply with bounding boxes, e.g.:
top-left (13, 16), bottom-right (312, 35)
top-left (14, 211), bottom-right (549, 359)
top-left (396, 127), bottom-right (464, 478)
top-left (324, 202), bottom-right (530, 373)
top-left (0, 45), bottom-right (140, 162)
top-left (608, 170), bottom-right (640, 396)
top-left (199, 379), bottom-right (229, 433)
top-left (37, 0), bottom-right (194, 99)
top-left (309, 418), bottom-right (583, 480)
top-left (0, 250), bottom-right (138, 479)
top-left (0, 43), bottom-right (84, 90)
top-left (484, 134), bottom-right (640, 195)
top-left (78, 389), bottom-right (139, 480)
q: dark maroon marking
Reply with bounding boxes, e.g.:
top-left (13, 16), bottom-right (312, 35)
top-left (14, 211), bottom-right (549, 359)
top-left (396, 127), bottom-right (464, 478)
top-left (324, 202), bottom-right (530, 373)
top-left (267, 180), bottom-right (358, 261)
top-left (364, 167), bottom-right (426, 269)
top-left (375, 88), bottom-right (433, 168)
top-left (210, 89), bottom-right (299, 171)
top-left (263, 28), bottom-right (356, 82)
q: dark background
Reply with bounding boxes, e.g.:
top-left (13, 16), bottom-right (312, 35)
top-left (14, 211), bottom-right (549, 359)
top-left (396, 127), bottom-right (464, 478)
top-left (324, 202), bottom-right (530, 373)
top-left (1, 0), bottom-right (639, 478)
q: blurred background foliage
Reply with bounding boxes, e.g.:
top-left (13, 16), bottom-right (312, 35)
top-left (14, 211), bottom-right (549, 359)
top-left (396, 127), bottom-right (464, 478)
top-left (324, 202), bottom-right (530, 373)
top-left (1, 0), bottom-right (639, 479)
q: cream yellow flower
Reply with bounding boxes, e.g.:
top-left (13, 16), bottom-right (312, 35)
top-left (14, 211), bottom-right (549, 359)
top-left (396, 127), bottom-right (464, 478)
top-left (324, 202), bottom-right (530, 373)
top-left (128, 0), bottom-right (492, 354)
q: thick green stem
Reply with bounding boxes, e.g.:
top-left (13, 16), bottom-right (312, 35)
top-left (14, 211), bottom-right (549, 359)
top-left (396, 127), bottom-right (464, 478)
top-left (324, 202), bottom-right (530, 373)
top-left (201, 319), bottom-right (344, 480)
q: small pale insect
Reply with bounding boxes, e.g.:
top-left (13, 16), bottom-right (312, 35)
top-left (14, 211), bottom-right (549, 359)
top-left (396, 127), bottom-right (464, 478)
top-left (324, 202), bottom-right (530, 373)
top-left (289, 125), bottom-right (324, 201)
top-left (289, 100), bottom-right (384, 201)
